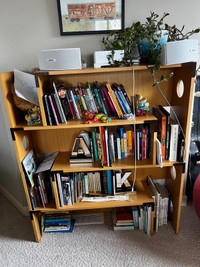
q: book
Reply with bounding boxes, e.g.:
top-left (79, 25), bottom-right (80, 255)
top-left (169, 119), bottom-right (179, 162)
top-left (120, 128), bottom-right (125, 159)
top-left (115, 207), bottom-right (133, 223)
top-left (158, 105), bottom-right (171, 160)
top-left (53, 81), bottom-right (67, 124)
top-left (155, 183), bottom-right (170, 226)
top-left (56, 84), bottom-right (73, 120)
top-left (147, 175), bottom-right (160, 232)
top-left (152, 107), bottom-right (167, 160)
top-left (106, 83), bottom-right (123, 117)
top-left (106, 170), bottom-right (113, 195)
top-left (48, 94), bottom-right (59, 125)
top-left (56, 173), bottom-right (64, 207)
top-left (43, 94), bottom-right (53, 125)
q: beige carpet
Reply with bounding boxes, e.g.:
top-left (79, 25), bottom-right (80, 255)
top-left (0, 192), bottom-right (200, 267)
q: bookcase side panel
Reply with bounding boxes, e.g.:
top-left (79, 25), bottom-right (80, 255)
top-left (32, 213), bottom-right (41, 243)
top-left (0, 72), bottom-right (22, 127)
top-left (165, 165), bottom-right (184, 234)
top-left (171, 66), bottom-right (195, 159)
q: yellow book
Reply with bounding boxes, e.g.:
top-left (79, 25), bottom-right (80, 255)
top-left (126, 131), bottom-right (129, 156)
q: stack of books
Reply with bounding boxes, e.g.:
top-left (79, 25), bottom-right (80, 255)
top-left (69, 131), bottom-right (93, 167)
top-left (112, 207), bottom-right (135, 230)
top-left (43, 81), bottom-right (134, 125)
top-left (40, 211), bottom-right (75, 234)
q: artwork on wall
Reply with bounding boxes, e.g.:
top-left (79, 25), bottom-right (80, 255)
top-left (57, 0), bottom-right (124, 35)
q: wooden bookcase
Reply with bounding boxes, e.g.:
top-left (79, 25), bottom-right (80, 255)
top-left (0, 64), bottom-right (195, 242)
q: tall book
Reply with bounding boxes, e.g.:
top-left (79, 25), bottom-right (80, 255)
top-left (169, 118), bottom-right (179, 162)
top-left (158, 105), bottom-right (171, 160)
top-left (152, 107), bottom-right (167, 160)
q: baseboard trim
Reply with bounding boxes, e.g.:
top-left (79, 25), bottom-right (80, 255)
top-left (0, 185), bottom-right (29, 216)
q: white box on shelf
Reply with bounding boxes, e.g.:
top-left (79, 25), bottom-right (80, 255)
top-left (160, 39), bottom-right (198, 65)
top-left (94, 50), bottom-right (124, 68)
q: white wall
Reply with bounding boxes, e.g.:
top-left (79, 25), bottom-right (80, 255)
top-left (0, 0), bottom-right (200, 208)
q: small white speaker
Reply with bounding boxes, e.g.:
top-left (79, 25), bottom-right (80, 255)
top-left (94, 50), bottom-right (124, 68)
top-left (160, 39), bottom-right (199, 65)
top-left (38, 48), bottom-right (82, 70)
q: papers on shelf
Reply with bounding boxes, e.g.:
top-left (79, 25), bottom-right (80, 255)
top-left (82, 195), bottom-right (129, 202)
top-left (14, 69), bottom-right (39, 106)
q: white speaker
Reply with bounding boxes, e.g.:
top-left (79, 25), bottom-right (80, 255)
top-left (38, 48), bottom-right (82, 70)
top-left (160, 39), bottom-right (199, 65)
top-left (94, 50), bottom-right (124, 68)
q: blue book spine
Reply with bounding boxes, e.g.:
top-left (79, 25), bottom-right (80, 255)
top-left (106, 170), bottom-right (112, 195)
top-left (44, 218), bottom-right (70, 224)
top-left (118, 91), bottom-right (129, 113)
top-left (120, 128), bottom-right (125, 159)
top-left (94, 88), bottom-right (104, 113)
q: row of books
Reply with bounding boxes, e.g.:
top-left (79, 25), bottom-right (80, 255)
top-left (70, 124), bottom-right (151, 168)
top-left (40, 211), bottom-right (74, 234)
top-left (152, 105), bottom-right (185, 162)
top-left (43, 81), bottom-right (133, 125)
top-left (56, 170), bottom-right (133, 207)
top-left (21, 150), bottom-right (58, 210)
top-left (147, 175), bottom-right (171, 231)
top-left (112, 205), bottom-right (154, 235)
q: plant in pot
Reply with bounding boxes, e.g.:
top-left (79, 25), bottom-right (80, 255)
top-left (102, 11), bottom-right (200, 74)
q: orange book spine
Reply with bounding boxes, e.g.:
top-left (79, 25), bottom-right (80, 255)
top-left (106, 83), bottom-right (123, 117)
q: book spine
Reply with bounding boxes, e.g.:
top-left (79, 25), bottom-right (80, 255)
top-left (142, 127), bottom-right (146, 160)
top-left (106, 170), bottom-right (113, 195)
top-left (51, 93), bottom-right (61, 123)
top-left (160, 116), bottom-right (166, 160)
top-left (44, 94), bottom-right (53, 125)
top-left (123, 132), bottom-right (127, 158)
top-left (117, 136), bottom-right (121, 159)
top-left (48, 95), bottom-right (59, 125)
top-left (128, 130), bottom-right (132, 156)
top-left (87, 83), bottom-right (98, 113)
top-left (66, 90), bottom-right (76, 119)
top-left (54, 93), bottom-right (65, 123)
top-left (69, 90), bottom-right (81, 119)
top-left (120, 84), bottom-right (133, 110)
top-left (101, 126), bottom-right (107, 165)
top-left (114, 89), bottom-right (126, 114)
top-left (103, 87), bottom-right (117, 115)
top-left (169, 124), bottom-right (179, 162)
top-left (100, 89), bottom-right (111, 116)
top-left (120, 128), bottom-right (125, 159)
top-left (91, 130), bottom-right (98, 162)
top-left (98, 127), bottom-right (104, 163)
top-left (94, 88), bottom-right (104, 113)
top-left (53, 82), bottom-right (67, 123)
top-left (106, 83), bottom-right (123, 117)
top-left (104, 127), bottom-right (110, 167)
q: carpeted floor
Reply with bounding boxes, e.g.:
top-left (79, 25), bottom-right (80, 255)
top-left (0, 192), bottom-right (200, 267)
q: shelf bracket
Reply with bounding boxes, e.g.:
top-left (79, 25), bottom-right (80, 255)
top-left (10, 127), bottom-right (24, 141)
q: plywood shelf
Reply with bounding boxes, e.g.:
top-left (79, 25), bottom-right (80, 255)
top-left (15, 112), bottom-right (157, 131)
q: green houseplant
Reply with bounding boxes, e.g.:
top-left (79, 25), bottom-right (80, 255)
top-left (102, 11), bottom-right (200, 72)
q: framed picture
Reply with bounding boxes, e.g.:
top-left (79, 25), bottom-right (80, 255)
top-left (57, 0), bottom-right (124, 35)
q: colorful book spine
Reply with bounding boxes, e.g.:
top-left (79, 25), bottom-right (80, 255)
top-left (120, 84), bottom-right (133, 110)
top-left (87, 83), bottom-right (98, 113)
top-left (66, 90), bottom-right (76, 119)
top-left (103, 87), bottom-right (117, 115)
top-left (106, 170), bottom-right (113, 195)
top-left (51, 93), bottom-right (61, 123)
top-left (98, 127), bottom-right (104, 163)
top-left (106, 83), bottom-right (123, 117)
top-left (126, 131), bottom-right (129, 156)
top-left (142, 127), bottom-right (146, 160)
top-left (94, 86), bottom-right (104, 113)
top-left (128, 130), bottom-right (132, 156)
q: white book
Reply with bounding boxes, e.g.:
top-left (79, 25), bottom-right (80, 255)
top-left (117, 137), bottom-right (121, 159)
top-left (84, 174), bottom-right (89, 195)
top-left (147, 205), bottom-right (152, 235)
top-left (110, 133), bottom-right (115, 162)
top-left (169, 119), bottom-right (179, 162)
top-left (156, 139), bottom-right (163, 168)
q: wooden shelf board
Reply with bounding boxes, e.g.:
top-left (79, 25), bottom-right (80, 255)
top-left (18, 112), bottom-right (157, 131)
top-left (34, 180), bottom-right (154, 212)
top-left (51, 152), bottom-right (177, 173)
top-left (35, 64), bottom-right (183, 77)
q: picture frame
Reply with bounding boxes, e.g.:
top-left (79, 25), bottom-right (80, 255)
top-left (57, 0), bottom-right (124, 35)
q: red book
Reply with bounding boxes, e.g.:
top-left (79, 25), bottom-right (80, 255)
top-left (141, 126), bottom-right (146, 160)
top-left (115, 207), bottom-right (133, 223)
top-left (152, 107), bottom-right (166, 160)
top-left (131, 130), bottom-right (135, 156)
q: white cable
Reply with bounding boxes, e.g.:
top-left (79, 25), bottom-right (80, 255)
top-left (131, 66), bottom-right (137, 193)
top-left (150, 69), bottom-right (186, 161)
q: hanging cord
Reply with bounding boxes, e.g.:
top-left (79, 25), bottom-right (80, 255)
top-left (131, 66), bottom-right (137, 193)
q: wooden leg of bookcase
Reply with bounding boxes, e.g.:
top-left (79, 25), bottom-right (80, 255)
top-left (31, 213), bottom-right (41, 243)
top-left (166, 165), bottom-right (184, 234)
